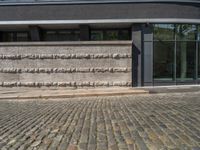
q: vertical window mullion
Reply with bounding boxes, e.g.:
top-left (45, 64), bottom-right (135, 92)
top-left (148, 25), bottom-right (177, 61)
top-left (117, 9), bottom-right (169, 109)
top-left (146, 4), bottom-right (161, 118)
top-left (174, 25), bottom-right (177, 85)
top-left (195, 25), bottom-right (198, 83)
top-left (196, 40), bottom-right (198, 82)
top-left (152, 25), bottom-right (155, 86)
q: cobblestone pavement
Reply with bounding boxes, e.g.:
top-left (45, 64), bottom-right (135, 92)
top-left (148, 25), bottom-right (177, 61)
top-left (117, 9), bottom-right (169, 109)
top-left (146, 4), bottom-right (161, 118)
top-left (0, 92), bottom-right (200, 150)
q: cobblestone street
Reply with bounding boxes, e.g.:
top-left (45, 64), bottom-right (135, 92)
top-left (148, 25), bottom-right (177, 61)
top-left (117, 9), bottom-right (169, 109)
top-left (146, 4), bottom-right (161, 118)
top-left (0, 92), bottom-right (200, 150)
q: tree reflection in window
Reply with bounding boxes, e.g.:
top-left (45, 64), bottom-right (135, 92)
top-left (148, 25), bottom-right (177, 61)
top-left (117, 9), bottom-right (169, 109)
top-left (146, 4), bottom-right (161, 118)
top-left (90, 29), bottom-right (130, 41)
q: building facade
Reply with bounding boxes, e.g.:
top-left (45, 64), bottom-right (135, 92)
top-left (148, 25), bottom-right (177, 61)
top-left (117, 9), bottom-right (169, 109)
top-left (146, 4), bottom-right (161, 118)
top-left (0, 0), bottom-right (200, 87)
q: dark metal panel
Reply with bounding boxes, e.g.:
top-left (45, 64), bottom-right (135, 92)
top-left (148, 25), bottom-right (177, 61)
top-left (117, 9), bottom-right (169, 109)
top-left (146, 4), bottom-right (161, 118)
top-left (0, 31), bottom-right (2, 41)
top-left (80, 25), bottom-right (90, 41)
top-left (143, 42), bottom-right (153, 85)
top-left (0, 0), bottom-right (200, 6)
top-left (29, 26), bottom-right (41, 41)
top-left (0, 3), bottom-right (199, 21)
top-left (132, 24), bottom-right (143, 87)
top-left (143, 25), bottom-right (153, 86)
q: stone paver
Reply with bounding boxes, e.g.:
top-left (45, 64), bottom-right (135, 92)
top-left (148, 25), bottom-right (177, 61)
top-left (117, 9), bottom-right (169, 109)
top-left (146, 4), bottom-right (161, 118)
top-left (0, 92), bottom-right (200, 150)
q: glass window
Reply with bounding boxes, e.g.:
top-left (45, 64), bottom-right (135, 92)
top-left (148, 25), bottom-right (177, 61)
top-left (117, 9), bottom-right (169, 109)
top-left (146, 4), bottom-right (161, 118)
top-left (2, 32), bottom-right (29, 42)
top-left (198, 25), bottom-right (200, 41)
top-left (16, 32), bottom-right (29, 41)
top-left (104, 30), bottom-right (118, 40)
top-left (176, 24), bottom-right (196, 41)
top-left (153, 41), bottom-right (174, 80)
top-left (90, 31), bottom-right (103, 41)
top-left (3, 33), bottom-right (15, 42)
top-left (154, 24), bottom-right (175, 40)
top-left (90, 29), bottom-right (130, 41)
top-left (153, 24), bottom-right (199, 84)
top-left (176, 42), bottom-right (196, 80)
top-left (198, 42), bottom-right (200, 78)
top-left (42, 30), bottom-right (80, 41)
top-left (66, 31), bottom-right (80, 41)
top-left (119, 30), bottom-right (130, 40)
top-left (198, 25), bottom-right (200, 78)
top-left (43, 31), bottom-right (57, 41)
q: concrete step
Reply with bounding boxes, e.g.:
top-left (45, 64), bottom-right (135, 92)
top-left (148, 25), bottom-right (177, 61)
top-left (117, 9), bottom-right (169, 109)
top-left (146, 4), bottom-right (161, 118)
top-left (0, 88), bottom-right (149, 100)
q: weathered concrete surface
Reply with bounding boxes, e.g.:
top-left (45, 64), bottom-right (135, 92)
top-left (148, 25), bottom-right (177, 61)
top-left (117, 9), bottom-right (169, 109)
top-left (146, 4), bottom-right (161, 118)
top-left (0, 41), bottom-right (132, 88)
top-left (143, 85), bottom-right (200, 94)
top-left (0, 87), bottom-right (148, 100)
top-left (0, 92), bottom-right (200, 150)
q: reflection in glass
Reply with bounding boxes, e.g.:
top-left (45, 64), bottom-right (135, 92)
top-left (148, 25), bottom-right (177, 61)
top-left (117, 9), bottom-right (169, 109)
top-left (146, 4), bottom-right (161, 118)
top-left (2, 32), bottom-right (29, 42)
top-left (176, 42), bottom-right (196, 80)
top-left (199, 42), bottom-right (200, 78)
top-left (153, 41), bottom-right (174, 80)
top-left (154, 24), bottom-right (175, 40)
top-left (198, 26), bottom-right (200, 41)
top-left (176, 24), bottom-right (196, 41)
top-left (153, 24), bottom-right (199, 84)
top-left (104, 30), bottom-right (118, 40)
top-left (90, 31), bottom-right (103, 41)
top-left (90, 29), bottom-right (130, 41)
top-left (119, 30), bottom-right (130, 40)
top-left (198, 26), bottom-right (200, 78)
top-left (43, 30), bottom-right (80, 41)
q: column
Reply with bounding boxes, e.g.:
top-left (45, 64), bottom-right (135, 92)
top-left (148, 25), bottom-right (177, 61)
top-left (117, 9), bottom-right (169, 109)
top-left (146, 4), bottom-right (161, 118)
top-left (143, 24), bottom-right (154, 86)
top-left (132, 24), bottom-right (143, 87)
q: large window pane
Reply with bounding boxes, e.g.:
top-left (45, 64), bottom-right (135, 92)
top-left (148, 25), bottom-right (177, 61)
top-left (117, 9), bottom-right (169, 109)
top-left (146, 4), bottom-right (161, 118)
top-left (176, 24), bottom-right (196, 41)
top-left (198, 42), bottom-right (200, 78)
top-left (198, 25), bottom-right (200, 41)
top-left (90, 29), bottom-right (130, 41)
top-left (104, 30), bottom-right (118, 40)
top-left (3, 33), bottom-right (15, 42)
top-left (16, 33), bottom-right (29, 41)
top-left (176, 42), bottom-right (196, 80)
top-left (154, 24), bottom-right (175, 40)
top-left (153, 41), bottom-right (174, 80)
top-left (153, 24), bottom-right (199, 84)
top-left (2, 32), bottom-right (29, 42)
top-left (199, 26), bottom-right (200, 78)
top-left (43, 30), bottom-right (80, 41)
top-left (90, 31), bottom-right (103, 41)
top-left (119, 30), bottom-right (130, 40)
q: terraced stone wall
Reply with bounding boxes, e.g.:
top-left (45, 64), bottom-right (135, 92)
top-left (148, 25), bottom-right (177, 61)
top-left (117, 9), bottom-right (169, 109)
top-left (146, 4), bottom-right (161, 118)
top-left (0, 41), bottom-right (132, 88)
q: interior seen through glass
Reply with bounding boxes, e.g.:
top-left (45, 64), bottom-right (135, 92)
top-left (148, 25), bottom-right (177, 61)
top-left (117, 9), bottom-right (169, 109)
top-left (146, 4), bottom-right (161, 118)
top-left (153, 24), bottom-right (199, 83)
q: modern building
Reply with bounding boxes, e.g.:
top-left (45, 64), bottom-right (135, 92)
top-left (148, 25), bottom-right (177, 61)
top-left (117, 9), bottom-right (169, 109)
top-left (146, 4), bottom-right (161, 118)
top-left (0, 0), bottom-right (200, 87)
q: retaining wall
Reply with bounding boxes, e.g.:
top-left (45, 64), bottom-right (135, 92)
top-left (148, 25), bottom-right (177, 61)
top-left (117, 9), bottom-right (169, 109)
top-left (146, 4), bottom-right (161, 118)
top-left (0, 41), bottom-right (132, 88)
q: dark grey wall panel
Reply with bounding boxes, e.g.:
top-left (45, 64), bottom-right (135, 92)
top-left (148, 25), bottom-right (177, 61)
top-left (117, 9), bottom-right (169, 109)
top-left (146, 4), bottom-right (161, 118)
top-left (0, 0), bottom-right (200, 5)
top-left (0, 3), bottom-right (199, 21)
top-left (132, 24), bottom-right (143, 87)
